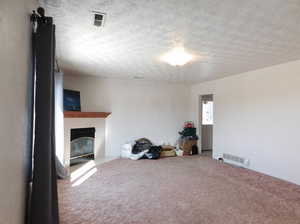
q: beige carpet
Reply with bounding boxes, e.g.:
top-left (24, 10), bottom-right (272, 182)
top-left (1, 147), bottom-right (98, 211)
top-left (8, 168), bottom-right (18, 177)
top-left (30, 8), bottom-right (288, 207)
top-left (58, 156), bottom-right (300, 224)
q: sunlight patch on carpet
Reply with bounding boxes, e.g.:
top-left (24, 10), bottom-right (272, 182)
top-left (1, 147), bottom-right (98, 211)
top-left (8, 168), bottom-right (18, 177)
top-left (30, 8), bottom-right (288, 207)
top-left (72, 168), bottom-right (98, 187)
top-left (70, 160), bottom-right (96, 183)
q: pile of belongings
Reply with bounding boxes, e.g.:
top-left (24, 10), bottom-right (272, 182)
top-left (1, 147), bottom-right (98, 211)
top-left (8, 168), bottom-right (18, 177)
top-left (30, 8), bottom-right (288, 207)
top-left (121, 138), bottom-right (183, 160)
top-left (121, 138), bottom-right (162, 160)
top-left (121, 121), bottom-right (199, 160)
top-left (178, 121), bottom-right (199, 155)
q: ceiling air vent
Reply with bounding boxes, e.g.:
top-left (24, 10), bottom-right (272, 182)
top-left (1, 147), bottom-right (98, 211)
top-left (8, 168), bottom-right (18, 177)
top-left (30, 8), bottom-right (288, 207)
top-left (133, 76), bottom-right (144, 80)
top-left (93, 12), bottom-right (106, 27)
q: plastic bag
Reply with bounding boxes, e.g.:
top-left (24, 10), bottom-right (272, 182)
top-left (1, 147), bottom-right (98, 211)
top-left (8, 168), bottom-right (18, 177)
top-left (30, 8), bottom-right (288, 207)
top-left (132, 138), bottom-right (153, 154)
top-left (121, 140), bottom-right (149, 160)
top-left (129, 150), bottom-right (148, 160)
top-left (175, 148), bottom-right (184, 156)
top-left (121, 142), bottom-right (134, 159)
top-left (145, 146), bottom-right (161, 159)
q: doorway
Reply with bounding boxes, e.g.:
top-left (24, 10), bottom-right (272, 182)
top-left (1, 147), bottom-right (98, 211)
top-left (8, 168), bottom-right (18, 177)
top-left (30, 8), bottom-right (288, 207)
top-left (199, 94), bottom-right (214, 157)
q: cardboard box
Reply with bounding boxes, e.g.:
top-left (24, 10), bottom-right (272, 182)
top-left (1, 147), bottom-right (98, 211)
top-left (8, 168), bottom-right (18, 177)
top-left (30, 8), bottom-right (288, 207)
top-left (179, 140), bottom-right (197, 155)
top-left (161, 145), bottom-right (175, 151)
top-left (160, 150), bottom-right (176, 157)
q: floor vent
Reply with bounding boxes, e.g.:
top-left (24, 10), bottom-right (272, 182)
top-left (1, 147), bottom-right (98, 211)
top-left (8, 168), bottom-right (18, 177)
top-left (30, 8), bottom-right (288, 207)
top-left (223, 153), bottom-right (249, 167)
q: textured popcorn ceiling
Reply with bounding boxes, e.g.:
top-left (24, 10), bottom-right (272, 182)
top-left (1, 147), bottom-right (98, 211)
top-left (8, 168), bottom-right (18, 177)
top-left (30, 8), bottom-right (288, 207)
top-left (41, 0), bottom-right (300, 83)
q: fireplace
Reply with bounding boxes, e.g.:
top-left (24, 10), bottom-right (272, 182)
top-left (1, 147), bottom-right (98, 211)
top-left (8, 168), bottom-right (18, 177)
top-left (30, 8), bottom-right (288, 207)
top-left (70, 127), bottom-right (95, 166)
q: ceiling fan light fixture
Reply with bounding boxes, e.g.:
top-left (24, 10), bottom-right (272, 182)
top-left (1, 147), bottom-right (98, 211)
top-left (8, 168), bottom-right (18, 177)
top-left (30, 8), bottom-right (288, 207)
top-left (161, 47), bottom-right (193, 66)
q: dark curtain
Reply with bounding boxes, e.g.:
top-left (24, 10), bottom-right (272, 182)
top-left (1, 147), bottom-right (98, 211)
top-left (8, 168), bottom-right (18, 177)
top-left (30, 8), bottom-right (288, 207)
top-left (30, 15), bottom-right (59, 224)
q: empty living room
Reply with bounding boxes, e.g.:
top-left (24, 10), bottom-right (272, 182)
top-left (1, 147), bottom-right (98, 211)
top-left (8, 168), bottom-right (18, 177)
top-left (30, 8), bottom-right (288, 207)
top-left (1, 0), bottom-right (300, 224)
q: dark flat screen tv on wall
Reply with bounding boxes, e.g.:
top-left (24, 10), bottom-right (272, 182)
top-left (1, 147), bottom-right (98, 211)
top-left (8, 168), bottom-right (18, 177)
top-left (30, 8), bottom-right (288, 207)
top-left (64, 89), bottom-right (81, 111)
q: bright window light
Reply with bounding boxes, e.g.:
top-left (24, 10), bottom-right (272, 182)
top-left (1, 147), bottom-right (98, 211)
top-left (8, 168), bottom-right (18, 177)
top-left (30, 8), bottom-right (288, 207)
top-left (202, 101), bottom-right (214, 125)
top-left (161, 47), bottom-right (193, 66)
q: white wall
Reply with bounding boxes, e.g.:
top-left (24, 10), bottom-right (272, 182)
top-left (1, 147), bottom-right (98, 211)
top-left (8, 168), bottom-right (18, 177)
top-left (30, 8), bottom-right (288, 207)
top-left (0, 0), bottom-right (37, 223)
top-left (64, 75), bottom-right (190, 157)
top-left (190, 60), bottom-right (300, 185)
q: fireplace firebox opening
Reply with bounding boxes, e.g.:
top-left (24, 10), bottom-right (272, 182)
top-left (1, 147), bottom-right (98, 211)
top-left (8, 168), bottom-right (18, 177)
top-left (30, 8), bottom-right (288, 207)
top-left (70, 127), bottom-right (95, 166)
